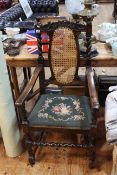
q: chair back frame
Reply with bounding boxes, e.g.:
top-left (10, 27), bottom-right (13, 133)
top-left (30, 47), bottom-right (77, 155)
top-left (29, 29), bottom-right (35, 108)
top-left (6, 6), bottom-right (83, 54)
top-left (37, 21), bottom-right (87, 86)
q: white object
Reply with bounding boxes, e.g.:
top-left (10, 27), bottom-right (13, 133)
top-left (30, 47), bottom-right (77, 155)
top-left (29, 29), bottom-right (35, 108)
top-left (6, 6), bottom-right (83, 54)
top-left (97, 23), bottom-right (117, 42)
top-left (14, 33), bottom-right (26, 40)
top-left (106, 37), bottom-right (117, 46)
top-left (106, 37), bottom-right (117, 57)
top-left (98, 30), bottom-right (117, 42)
top-left (112, 42), bottom-right (117, 56)
top-left (109, 85), bottom-right (117, 92)
top-left (102, 68), bottom-right (106, 75)
top-left (0, 36), bottom-right (22, 157)
top-left (19, 0), bottom-right (33, 18)
top-left (105, 88), bottom-right (117, 143)
top-left (105, 86), bottom-right (117, 175)
top-left (98, 23), bottom-right (117, 31)
top-left (65, 0), bottom-right (84, 14)
top-left (92, 4), bottom-right (100, 12)
top-left (5, 27), bottom-right (20, 37)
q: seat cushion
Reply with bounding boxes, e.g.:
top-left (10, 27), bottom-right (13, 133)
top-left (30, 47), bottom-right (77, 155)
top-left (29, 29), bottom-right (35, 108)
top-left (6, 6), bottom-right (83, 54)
top-left (28, 94), bottom-right (93, 129)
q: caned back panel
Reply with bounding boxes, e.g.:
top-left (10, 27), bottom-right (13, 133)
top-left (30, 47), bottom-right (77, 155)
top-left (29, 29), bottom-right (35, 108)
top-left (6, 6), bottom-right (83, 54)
top-left (50, 27), bottom-right (78, 85)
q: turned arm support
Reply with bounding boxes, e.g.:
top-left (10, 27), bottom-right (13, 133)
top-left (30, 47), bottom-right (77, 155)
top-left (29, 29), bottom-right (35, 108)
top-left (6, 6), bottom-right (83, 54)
top-left (16, 65), bottom-right (42, 107)
top-left (86, 67), bottom-right (100, 110)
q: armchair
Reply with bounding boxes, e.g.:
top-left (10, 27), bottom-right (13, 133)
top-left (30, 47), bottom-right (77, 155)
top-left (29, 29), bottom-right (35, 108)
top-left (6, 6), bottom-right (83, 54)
top-left (16, 20), bottom-right (99, 168)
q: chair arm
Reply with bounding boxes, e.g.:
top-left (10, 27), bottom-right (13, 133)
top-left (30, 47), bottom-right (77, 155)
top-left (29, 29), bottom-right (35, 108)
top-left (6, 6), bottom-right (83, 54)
top-left (16, 65), bottom-right (42, 107)
top-left (86, 67), bottom-right (100, 110)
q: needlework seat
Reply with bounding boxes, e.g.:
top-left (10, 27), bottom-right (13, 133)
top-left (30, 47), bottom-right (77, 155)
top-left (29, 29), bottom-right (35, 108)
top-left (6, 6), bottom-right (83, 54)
top-left (29, 94), bottom-right (93, 129)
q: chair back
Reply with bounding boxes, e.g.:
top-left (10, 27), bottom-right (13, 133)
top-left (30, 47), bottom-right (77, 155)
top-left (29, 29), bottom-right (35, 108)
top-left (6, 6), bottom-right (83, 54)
top-left (38, 21), bottom-right (87, 85)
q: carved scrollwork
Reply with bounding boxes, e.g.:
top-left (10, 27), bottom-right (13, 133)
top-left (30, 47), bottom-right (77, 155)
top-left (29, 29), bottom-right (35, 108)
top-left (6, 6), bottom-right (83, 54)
top-left (37, 20), bottom-right (86, 32)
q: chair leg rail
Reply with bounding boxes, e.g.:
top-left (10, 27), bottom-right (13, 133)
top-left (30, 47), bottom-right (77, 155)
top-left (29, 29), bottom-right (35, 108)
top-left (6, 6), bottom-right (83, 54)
top-left (26, 140), bottom-right (94, 148)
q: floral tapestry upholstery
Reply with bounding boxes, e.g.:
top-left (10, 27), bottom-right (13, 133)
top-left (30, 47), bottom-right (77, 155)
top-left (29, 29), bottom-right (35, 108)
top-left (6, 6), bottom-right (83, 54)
top-left (28, 94), bottom-right (93, 129)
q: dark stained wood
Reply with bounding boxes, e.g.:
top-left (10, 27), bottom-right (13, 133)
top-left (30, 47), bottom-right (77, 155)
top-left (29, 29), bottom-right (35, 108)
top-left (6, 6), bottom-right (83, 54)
top-left (10, 66), bottom-right (20, 99)
top-left (16, 66), bottom-right (42, 106)
top-left (81, 59), bottom-right (117, 67)
top-left (15, 20), bottom-right (99, 168)
top-left (6, 60), bottom-right (39, 67)
top-left (7, 58), bottom-right (117, 68)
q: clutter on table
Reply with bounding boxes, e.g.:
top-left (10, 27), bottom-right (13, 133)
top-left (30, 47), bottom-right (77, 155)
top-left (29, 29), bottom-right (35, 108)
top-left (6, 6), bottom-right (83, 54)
top-left (98, 23), bottom-right (117, 57)
top-left (2, 28), bottom-right (26, 56)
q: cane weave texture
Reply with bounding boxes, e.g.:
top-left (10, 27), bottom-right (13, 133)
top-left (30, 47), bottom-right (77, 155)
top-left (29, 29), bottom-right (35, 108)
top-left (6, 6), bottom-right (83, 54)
top-left (51, 27), bottom-right (77, 84)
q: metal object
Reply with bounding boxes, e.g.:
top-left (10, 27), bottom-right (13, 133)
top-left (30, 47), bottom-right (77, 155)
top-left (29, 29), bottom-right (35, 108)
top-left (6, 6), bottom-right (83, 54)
top-left (78, 0), bottom-right (99, 19)
top-left (77, 0), bottom-right (99, 58)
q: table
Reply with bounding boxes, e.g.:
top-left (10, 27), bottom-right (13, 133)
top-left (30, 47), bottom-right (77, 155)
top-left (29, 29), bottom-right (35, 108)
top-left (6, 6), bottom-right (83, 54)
top-left (5, 42), bottom-right (117, 100)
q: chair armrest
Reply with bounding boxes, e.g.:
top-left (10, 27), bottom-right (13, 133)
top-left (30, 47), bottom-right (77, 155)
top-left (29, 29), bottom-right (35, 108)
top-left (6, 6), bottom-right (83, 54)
top-left (86, 67), bottom-right (100, 110)
top-left (16, 65), bottom-right (42, 106)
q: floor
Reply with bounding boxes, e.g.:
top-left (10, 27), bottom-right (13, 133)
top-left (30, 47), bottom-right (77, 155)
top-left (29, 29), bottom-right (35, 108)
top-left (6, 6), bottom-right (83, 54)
top-left (0, 3), bottom-right (116, 175)
top-left (0, 133), bottom-right (113, 175)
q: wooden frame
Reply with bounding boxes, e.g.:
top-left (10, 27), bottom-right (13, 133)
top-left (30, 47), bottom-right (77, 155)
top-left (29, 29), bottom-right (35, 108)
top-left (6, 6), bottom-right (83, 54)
top-left (15, 20), bottom-right (99, 168)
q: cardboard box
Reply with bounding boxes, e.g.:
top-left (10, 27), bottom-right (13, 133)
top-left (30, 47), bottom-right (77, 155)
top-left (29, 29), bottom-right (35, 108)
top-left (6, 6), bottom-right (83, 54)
top-left (26, 30), bottom-right (49, 54)
top-left (26, 29), bottom-right (38, 54)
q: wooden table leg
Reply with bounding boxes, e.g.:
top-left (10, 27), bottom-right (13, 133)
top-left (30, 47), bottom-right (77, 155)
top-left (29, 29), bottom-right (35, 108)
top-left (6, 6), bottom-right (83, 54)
top-left (7, 66), bottom-right (20, 125)
top-left (23, 67), bottom-right (31, 81)
top-left (10, 67), bottom-right (20, 100)
top-left (27, 67), bottom-right (31, 80)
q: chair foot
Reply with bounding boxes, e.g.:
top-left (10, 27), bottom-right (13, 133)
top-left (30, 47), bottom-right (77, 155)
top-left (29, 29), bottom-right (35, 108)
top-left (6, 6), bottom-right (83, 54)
top-left (27, 142), bottom-right (35, 166)
top-left (29, 155), bottom-right (35, 166)
top-left (89, 151), bottom-right (96, 169)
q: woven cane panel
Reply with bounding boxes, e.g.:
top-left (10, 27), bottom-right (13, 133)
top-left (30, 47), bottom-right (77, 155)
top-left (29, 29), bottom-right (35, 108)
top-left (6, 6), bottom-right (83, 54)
top-left (51, 28), bottom-right (77, 84)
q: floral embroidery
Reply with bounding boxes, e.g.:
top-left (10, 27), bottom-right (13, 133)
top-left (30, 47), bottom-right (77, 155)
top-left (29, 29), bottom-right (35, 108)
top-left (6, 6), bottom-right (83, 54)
top-left (74, 114), bottom-right (85, 120)
top-left (52, 103), bottom-right (72, 115)
top-left (73, 100), bottom-right (80, 110)
top-left (38, 113), bottom-right (48, 118)
top-left (37, 96), bottom-right (85, 121)
top-left (40, 98), bottom-right (52, 112)
top-left (60, 97), bottom-right (68, 100)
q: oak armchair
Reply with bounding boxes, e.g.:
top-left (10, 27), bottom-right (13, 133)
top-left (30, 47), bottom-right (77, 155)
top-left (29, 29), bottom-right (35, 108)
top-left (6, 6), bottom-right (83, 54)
top-left (16, 20), bottom-right (99, 168)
